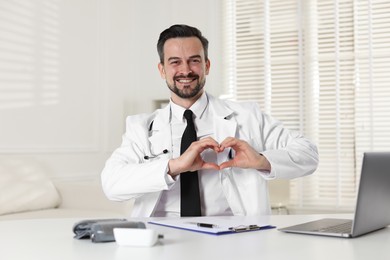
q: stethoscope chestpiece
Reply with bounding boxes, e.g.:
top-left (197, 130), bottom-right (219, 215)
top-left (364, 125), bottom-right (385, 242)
top-left (144, 149), bottom-right (169, 160)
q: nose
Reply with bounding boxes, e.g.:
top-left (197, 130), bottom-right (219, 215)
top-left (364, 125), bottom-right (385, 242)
top-left (179, 62), bottom-right (192, 75)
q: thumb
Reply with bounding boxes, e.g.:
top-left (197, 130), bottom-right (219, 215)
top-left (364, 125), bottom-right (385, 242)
top-left (202, 162), bottom-right (220, 171)
top-left (219, 160), bottom-right (235, 170)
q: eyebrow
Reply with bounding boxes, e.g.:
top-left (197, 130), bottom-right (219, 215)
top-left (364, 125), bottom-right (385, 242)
top-left (167, 55), bottom-right (202, 62)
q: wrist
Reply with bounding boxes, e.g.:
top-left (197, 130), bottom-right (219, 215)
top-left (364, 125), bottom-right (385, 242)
top-left (258, 153), bottom-right (271, 171)
top-left (168, 158), bottom-right (181, 177)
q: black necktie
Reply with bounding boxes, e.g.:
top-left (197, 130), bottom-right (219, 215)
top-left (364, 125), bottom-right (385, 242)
top-left (180, 109), bottom-right (201, 216)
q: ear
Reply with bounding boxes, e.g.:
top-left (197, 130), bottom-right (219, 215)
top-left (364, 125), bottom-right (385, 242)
top-left (205, 59), bottom-right (211, 75)
top-left (158, 63), bottom-right (166, 79)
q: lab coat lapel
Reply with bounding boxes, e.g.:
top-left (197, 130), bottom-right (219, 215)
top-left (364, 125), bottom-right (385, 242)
top-left (214, 117), bottom-right (237, 164)
top-left (208, 95), bottom-right (237, 164)
top-left (209, 95), bottom-right (246, 215)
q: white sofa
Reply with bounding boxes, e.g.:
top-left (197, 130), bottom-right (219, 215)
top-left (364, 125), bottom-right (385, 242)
top-left (0, 178), bottom-right (132, 221)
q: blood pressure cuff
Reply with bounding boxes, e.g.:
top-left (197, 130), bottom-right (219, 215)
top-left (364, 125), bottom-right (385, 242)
top-left (73, 218), bottom-right (146, 243)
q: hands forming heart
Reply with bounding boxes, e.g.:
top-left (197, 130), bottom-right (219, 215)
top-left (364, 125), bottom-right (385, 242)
top-left (168, 137), bottom-right (271, 177)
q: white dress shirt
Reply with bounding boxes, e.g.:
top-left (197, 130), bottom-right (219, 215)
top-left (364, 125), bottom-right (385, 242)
top-left (152, 93), bottom-right (233, 217)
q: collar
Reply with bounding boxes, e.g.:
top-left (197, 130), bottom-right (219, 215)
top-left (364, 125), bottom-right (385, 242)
top-left (170, 92), bottom-right (209, 122)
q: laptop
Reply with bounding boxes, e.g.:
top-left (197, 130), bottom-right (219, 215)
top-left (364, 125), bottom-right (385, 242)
top-left (278, 152), bottom-right (390, 238)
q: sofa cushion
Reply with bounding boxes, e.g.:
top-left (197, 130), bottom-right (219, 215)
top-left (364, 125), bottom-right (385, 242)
top-left (0, 160), bottom-right (61, 216)
top-left (0, 208), bottom-right (126, 220)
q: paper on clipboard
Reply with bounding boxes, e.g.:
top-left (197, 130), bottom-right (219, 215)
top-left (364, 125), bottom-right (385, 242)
top-left (148, 216), bottom-right (275, 235)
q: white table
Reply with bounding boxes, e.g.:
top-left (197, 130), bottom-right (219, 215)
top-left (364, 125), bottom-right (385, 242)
top-left (1, 214), bottom-right (390, 260)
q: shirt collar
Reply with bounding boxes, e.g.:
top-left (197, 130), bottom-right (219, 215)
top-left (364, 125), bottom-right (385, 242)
top-left (170, 92), bottom-right (209, 122)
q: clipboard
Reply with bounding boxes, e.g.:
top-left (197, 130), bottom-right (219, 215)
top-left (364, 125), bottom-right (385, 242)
top-left (148, 217), bottom-right (275, 235)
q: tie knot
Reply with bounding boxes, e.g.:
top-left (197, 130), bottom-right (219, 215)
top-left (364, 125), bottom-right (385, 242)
top-left (183, 109), bottom-right (193, 122)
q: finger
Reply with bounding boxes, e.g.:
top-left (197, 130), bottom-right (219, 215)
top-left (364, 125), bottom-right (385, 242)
top-left (219, 160), bottom-right (235, 170)
top-left (219, 137), bottom-right (238, 150)
top-left (201, 162), bottom-right (220, 171)
top-left (198, 137), bottom-right (224, 153)
top-left (193, 139), bottom-right (221, 152)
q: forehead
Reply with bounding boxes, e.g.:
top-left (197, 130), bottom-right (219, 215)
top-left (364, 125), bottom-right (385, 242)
top-left (163, 37), bottom-right (204, 60)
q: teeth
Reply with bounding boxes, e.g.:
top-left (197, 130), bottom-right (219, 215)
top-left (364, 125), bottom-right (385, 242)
top-left (178, 79), bottom-right (193, 83)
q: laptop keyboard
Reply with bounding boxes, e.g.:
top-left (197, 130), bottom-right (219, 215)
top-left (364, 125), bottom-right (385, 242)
top-left (315, 221), bottom-right (352, 233)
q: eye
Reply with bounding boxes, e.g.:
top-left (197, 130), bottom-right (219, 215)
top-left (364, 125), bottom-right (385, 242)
top-left (170, 60), bottom-right (180, 65)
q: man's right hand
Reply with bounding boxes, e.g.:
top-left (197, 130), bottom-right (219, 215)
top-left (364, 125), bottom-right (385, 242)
top-left (167, 137), bottom-right (221, 177)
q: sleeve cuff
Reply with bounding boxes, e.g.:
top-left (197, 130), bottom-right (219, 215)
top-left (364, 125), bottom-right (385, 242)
top-left (164, 165), bottom-right (177, 186)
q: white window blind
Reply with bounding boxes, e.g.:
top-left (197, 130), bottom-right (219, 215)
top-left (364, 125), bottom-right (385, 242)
top-left (355, 0), bottom-right (390, 171)
top-left (222, 0), bottom-right (390, 212)
top-left (222, 0), bottom-right (304, 131)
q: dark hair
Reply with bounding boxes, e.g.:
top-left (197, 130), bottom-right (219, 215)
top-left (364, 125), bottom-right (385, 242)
top-left (157, 24), bottom-right (209, 64)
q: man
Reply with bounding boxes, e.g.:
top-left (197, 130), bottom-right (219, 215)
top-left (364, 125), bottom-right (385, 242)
top-left (101, 24), bottom-right (318, 217)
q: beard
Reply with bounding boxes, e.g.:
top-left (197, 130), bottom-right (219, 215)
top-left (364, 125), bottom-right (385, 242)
top-left (166, 73), bottom-right (206, 99)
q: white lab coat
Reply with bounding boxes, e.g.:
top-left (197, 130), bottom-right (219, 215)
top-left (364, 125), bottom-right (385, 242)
top-left (101, 93), bottom-right (318, 217)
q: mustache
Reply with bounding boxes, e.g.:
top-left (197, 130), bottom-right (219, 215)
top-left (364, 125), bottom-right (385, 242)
top-left (173, 72), bottom-right (199, 81)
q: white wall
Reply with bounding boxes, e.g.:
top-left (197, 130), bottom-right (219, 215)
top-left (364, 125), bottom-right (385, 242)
top-left (124, 0), bottom-right (223, 114)
top-left (0, 0), bottom-right (223, 180)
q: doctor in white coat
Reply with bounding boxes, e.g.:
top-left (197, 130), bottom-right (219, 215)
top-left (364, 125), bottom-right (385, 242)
top-left (101, 24), bottom-right (319, 218)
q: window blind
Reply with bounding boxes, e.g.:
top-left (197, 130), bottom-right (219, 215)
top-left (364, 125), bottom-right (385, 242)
top-left (222, 0), bottom-right (390, 212)
top-left (222, 0), bottom-right (303, 131)
top-left (354, 0), bottom-right (390, 173)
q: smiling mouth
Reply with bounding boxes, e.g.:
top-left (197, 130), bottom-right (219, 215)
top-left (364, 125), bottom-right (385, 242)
top-left (176, 78), bottom-right (197, 84)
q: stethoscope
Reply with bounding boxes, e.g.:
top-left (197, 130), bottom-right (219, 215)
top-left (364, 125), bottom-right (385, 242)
top-left (143, 115), bottom-right (235, 160)
top-left (143, 120), bottom-right (171, 160)
top-left (144, 149), bottom-right (169, 160)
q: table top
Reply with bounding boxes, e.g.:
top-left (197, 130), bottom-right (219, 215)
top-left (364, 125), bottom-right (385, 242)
top-left (2, 214), bottom-right (390, 260)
